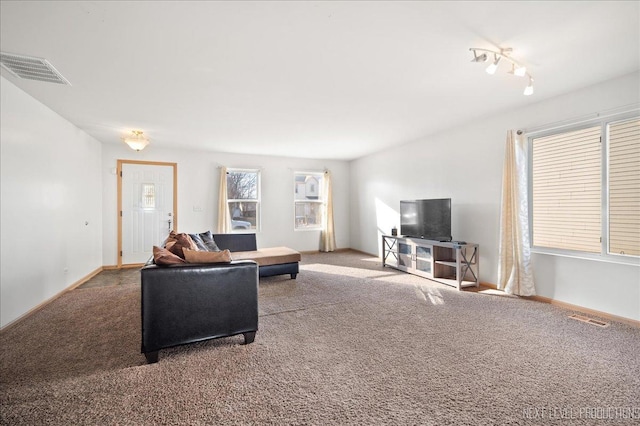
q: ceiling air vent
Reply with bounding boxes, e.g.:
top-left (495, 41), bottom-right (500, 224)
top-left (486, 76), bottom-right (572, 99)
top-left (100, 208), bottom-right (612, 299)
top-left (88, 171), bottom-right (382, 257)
top-left (0, 52), bottom-right (71, 85)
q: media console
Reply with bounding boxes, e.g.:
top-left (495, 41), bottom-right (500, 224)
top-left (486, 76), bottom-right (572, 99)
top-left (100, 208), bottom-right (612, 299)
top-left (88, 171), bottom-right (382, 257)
top-left (381, 235), bottom-right (479, 290)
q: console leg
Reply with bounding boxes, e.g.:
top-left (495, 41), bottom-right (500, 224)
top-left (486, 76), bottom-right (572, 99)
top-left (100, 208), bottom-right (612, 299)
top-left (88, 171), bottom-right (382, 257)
top-left (291, 273), bottom-right (297, 279)
top-left (144, 351), bottom-right (159, 364)
top-left (243, 332), bottom-right (256, 344)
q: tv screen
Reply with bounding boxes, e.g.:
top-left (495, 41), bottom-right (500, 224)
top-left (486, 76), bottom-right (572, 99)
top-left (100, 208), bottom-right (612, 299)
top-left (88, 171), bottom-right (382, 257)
top-left (400, 198), bottom-right (452, 241)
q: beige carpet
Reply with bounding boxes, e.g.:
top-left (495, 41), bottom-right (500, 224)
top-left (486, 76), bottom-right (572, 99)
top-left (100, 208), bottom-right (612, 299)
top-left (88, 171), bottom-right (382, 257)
top-left (1, 251), bottom-right (639, 425)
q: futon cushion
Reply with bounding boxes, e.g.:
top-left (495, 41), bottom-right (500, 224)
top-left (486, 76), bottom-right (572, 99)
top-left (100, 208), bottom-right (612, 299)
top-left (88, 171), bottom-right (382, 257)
top-left (183, 248), bottom-right (232, 264)
top-left (231, 247), bottom-right (301, 266)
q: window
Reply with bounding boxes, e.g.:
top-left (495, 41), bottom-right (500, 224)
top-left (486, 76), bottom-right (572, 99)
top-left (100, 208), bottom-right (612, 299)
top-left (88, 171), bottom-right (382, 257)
top-left (609, 119), bottom-right (640, 256)
top-left (227, 169), bottom-right (260, 232)
top-left (294, 172), bottom-right (324, 230)
top-left (141, 183), bottom-right (156, 209)
top-left (529, 114), bottom-right (640, 260)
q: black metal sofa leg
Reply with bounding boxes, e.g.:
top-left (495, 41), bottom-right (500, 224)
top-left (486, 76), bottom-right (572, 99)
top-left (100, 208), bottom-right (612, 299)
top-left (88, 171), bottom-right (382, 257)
top-left (144, 351), bottom-right (159, 364)
top-left (244, 332), bottom-right (256, 344)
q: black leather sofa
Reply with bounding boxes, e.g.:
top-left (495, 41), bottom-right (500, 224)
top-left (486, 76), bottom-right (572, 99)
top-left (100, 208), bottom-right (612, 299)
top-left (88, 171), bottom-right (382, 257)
top-left (141, 260), bottom-right (259, 364)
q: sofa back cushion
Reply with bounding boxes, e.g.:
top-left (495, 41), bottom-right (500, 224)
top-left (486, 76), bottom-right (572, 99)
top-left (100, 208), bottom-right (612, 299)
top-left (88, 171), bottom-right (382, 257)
top-left (212, 233), bottom-right (257, 252)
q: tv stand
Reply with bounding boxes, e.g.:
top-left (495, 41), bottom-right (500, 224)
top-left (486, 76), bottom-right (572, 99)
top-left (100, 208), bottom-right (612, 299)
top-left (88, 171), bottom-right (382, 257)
top-left (382, 235), bottom-right (479, 290)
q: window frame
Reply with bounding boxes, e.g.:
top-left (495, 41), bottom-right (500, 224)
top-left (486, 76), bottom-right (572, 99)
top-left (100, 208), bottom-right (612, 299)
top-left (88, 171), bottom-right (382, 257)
top-left (226, 168), bottom-right (261, 233)
top-left (293, 171), bottom-right (325, 231)
top-left (527, 111), bottom-right (640, 266)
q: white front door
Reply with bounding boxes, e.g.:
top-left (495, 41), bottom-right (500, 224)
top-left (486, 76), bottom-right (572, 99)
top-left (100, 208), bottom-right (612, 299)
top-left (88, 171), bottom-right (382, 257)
top-left (121, 163), bottom-right (175, 264)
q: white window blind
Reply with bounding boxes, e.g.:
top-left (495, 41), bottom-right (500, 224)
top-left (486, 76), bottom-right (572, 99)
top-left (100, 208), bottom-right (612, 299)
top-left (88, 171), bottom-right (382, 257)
top-left (532, 126), bottom-right (602, 253)
top-left (608, 118), bottom-right (640, 256)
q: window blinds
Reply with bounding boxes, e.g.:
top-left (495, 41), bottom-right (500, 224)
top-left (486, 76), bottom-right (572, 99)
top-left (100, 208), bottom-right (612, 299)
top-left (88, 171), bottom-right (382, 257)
top-left (532, 126), bottom-right (602, 253)
top-left (608, 118), bottom-right (640, 256)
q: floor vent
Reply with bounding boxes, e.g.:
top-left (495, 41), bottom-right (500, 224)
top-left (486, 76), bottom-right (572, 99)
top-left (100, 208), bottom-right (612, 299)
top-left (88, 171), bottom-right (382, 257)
top-left (568, 314), bottom-right (610, 328)
top-left (0, 52), bottom-right (71, 85)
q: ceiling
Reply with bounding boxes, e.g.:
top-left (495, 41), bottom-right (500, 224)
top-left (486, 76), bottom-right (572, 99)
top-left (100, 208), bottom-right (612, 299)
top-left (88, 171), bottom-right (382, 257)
top-left (1, 1), bottom-right (638, 161)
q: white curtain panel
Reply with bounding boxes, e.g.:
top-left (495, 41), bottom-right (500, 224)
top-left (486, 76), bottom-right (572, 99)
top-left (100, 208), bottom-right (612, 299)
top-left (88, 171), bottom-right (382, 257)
top-left (217, 166), bottom-right (231, 234)
top-left (498, 130), bottom-right (536, 296)
top-left (320, 170), bottom-right (336, 252)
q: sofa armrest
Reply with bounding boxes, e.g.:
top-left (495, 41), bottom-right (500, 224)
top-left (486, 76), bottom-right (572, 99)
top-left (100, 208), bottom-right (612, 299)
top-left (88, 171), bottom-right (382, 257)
top-left (141, 261), bottom-right (259, 356)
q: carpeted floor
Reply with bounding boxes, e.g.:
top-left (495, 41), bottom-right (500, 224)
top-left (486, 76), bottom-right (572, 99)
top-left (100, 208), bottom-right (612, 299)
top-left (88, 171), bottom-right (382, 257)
top-left (1, 251), bottom-right (639, 425)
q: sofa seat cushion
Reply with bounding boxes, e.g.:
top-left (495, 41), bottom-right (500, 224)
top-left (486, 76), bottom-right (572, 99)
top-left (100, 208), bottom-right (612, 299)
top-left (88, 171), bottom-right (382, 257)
top-left (231, 247), bottom-right (301, 267)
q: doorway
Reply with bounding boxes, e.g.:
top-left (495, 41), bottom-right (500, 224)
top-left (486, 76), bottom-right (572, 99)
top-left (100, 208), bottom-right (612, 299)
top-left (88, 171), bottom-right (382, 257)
top-left (117, 160), bottom-right (177, 267)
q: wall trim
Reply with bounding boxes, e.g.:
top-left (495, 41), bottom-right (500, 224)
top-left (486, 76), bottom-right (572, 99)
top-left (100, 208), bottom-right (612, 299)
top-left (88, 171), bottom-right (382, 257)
top-left (299, 248), bottom-right (353, 255)
top-left (0, 266), bottom-right (104, 333)
top-left (478, 282), bottom-right (639, 328)
top-left (103, 263), bottom-right (144, 270)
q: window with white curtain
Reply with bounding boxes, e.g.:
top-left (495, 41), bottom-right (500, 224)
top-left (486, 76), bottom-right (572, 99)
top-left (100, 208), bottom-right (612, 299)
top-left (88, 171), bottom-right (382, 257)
top-left (294, 172), bottom-right (325, 230)
top-left (227, 169), bottom-right (260, 232)
top-left (529, 114), bottom-right (639, 260)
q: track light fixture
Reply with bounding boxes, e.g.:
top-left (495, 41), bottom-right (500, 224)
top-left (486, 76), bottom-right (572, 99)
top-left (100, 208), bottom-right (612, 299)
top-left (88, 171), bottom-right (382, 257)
top-left (485, 54), bottom-right (501, 75)
top-left (524, 77), bottom-right (534, 96)
top-left (469, 47), bottom-right (534, 95)
top-left (471, 50), bottom-right (487, 63)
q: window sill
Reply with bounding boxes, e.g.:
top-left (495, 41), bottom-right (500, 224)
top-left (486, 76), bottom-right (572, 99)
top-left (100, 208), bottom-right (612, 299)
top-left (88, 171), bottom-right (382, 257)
top-left (531, 247), bottom-right (640, 267)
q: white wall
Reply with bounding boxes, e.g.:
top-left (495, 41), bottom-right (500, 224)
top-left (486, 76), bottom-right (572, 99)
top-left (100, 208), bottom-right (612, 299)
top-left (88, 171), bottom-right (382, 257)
top-left (0, 76), bottom-right (103, 327)
top-left (101, 144), bottom-right (350, 266)
top-left (350, 72), bottom-right (640, 321)
top-left (3, 70), bottom-right (638, 326)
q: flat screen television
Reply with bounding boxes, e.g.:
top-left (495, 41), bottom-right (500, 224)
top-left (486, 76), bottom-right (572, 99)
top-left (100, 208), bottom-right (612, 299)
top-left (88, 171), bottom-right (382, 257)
top-left (400, 198), bottom-right (452, 241)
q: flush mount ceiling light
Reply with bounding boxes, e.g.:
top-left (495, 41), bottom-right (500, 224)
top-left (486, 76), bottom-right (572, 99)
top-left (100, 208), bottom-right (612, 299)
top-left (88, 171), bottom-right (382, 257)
top-left (469, 47), bottom-right (534, 95)
top-left (122, 130), bottom-right (149, 151)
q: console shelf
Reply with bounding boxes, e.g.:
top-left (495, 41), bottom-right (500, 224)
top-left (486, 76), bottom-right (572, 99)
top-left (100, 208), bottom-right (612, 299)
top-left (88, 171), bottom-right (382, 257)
top-left (382, 235), bottom-right (479, 290)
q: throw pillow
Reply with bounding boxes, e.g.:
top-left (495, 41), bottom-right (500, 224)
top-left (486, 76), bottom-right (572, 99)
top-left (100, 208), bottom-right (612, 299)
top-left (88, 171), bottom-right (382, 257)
top-left (199, 230), bottom-right (221, 252)
top-left (164, 230), bottom-right (178, 249)
top-left (153, 246), bottom-right (187, 265)
top-left (168, 233), bottom-right (198, 259)
top-left (188, 233), bottom-right (210, 251)
top-left (183, 248), bottom-right (232, 264)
